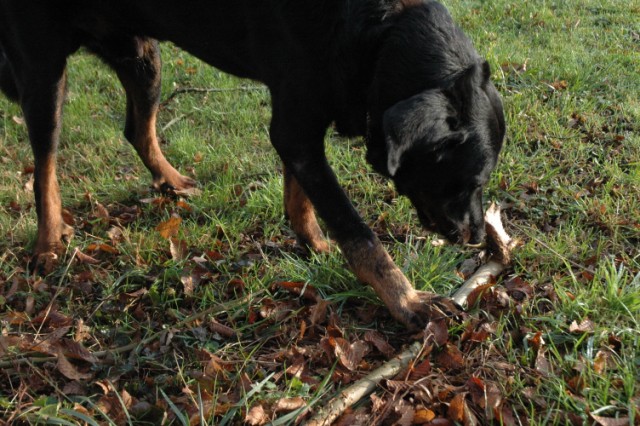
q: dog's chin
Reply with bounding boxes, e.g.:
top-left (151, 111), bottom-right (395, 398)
top-left (418, 211), bottom-right (486, 247)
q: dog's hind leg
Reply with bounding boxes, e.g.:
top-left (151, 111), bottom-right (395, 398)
top-left (283, 165), bottom-right (329, 253)
top-left (1, 39), bottom-right (75, 264)
top-left (96, 37), bottom-right (196, 192)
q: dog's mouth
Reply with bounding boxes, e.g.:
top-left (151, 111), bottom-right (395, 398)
top-left (417, 210), bottom-right (486, 248)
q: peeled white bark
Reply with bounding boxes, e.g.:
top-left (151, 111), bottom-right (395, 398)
top-left (452, 203), bottom-right (517, 309)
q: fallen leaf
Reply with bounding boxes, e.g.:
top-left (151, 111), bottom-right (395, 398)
top-left (56, 347), bottom-right (93, 380)
top-left (209, 320), bottom-right (237, 339)
top-left (535, 347), bottom-right (552, 376)
top-left (409, 359), bottom-right (432, 380)
top-left (364, 330), bottom-right (395, 358)
top-left (86, 243), bottom-right (119, 254)
top-left (170, 238), bottom-right (189, 261)
top-left (330, 337), bottom-right (370, 371)
top-left (393, 400), bottom-right (415, 426)
top-left (309, 299), bottom-right (330, 326)
top-left (425, 319), bottom-right (449, 347)
top-left (156, 216), bottom-right (182, 239)
top-left (273, 281), bottom-right (320, 302)
top-left (93, 201), bottom-right (110, 223)
top-left (246, 404), bottom-right (268, 426)
top-left (569, 318), bottom-right (595, 334)
top-left (273, 397), bottom-right (305, 414)
top-left (74, 248), bottom-right (100, 265)
top-left (434, 343), bottom-right (464, 371)
top-left (447, 393), bottom-right (467, 423)
top-left (414, 408), bottom-right (436, 424)
top-left (58, 339), bottom-right (98, 364)
top-left (590, 414), bottom-right (630, 426)
top-left (593, 349), bottom-right (616, 375)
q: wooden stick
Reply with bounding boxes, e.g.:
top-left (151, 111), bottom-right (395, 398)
top-left (451, 203), bottom-right (517, 309)
top-left (304, 341), bottom-right (423, 426)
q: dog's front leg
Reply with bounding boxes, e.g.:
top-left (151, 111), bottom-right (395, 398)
top-left (270, 85), bottom-right (455, 329)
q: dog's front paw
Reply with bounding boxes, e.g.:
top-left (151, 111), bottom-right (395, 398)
top-left (399, 290), bottom-right (462, 330)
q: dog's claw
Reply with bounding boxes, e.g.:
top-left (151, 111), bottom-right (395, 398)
top-left (404, 291), bottom-right (463, 330)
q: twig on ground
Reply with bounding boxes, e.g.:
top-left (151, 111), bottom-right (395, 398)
top-left (304, 341), bottom-right (423, 426)
top-left (452, 203), bottom-right (518, 309)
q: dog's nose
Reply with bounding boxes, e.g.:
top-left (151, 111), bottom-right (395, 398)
top-left (461, 222), bottom-right (486, 247)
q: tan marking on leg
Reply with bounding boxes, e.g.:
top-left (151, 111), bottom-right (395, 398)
top-left (283, 166), bottom-right (329, 253)
top-left (33, 154), bottom-right (65, 255)
top-left (342, 238), bottom-right (419, 324)
top-left (341, 237), bottom-right (459, 328)
top-left (31, 70), bottom-right (73, 259)
top-left (131, 108), bottom-right (197, 191)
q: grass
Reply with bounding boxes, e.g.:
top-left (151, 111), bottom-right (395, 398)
top-left (1, 0), bottom-right (639, 424)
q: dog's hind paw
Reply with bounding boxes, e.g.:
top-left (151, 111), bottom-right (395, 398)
top-left (151, 165), bottom-right (199, 195)
top-left (30, 250), bottom-right (61, 275)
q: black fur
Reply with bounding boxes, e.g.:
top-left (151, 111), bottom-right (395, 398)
top-left (0, 0), bottom-right (505, 325)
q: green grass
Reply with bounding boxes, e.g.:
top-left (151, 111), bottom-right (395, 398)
top-left (1, 0), bottom-right (639, 424)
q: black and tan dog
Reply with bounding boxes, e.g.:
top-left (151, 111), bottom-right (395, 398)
top-left (0, 0), bottom-right (505, 328)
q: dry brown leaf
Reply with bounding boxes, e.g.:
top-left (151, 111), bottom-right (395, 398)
top-left (106, 226), bottom-right (124, 244)
top-left (3, 311), bottom-right (29, 326)
top-left (86, 243), bottom-right (119, 254)
top-left (310, 299), bottom-right (330, 326)
top-left (535, 347), bottom-right (552, 376)
top-left (56, 348), bottom-right (93, 380)
top-left (209, 320), bottom-right (237, 339)
top-left (273, 281), bottom-right (320, 302)
top-left (31, 309), bottom-right (73, 328)
top-left (594, 349), bottom-right (616, 375)
top-left (590, 414), bottom-right (631, 426)
top-left (393, 400), bottom-right (415, 426)
top-left (246, 404), bottom-right (268, 426)
top-left (409, 359), bottom-right (431, 380)
top-left (170, 238), bottom-right (189, 261)
top-left (447, 393), bottom-right (467, 423)
top-left (156, 216), bottom-right (182, 239)
top-left (413, 408), bottom-right (436, 424)
top-left (569, 318), bottom-right (595, 334)
top-left (74, 248), bottom-right (100, 265)
top-left (180, 273), bottom-right (195, 297)
top-left (425, 319), bottom-right (449, 347)
top-left (0, 335), bottom-right (25, 356)
top-left (273, 396), bottom-right (306, 414)
top-left (63, 382), bottom-right (88, 396)
top-left (93, 201), bottom-right (110, 223)
top-left (172, 186), bottom-right (201, 197)
top-left (434, 343), bottom-right (464, 371)
top-left (364, 330), bottom-right (395, 358)
top-left (330, 337), bottom-right (370, 371)
top-left (58, 339), bottom-right (98, 364)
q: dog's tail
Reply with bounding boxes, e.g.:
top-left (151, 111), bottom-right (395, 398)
top-left (0, 45), bottom-right (19, 102)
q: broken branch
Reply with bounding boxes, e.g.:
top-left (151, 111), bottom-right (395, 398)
top-left (452, 203), bottom-right (518, 309)
top-left (305, 341), bottom-right (423, 426)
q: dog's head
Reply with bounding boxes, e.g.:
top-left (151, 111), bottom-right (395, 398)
top-left (366, 1), bottom-right (505, 245)
top-left (382, 62), bottom-right (504, 245)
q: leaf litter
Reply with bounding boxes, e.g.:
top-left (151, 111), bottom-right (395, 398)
top-left (0, 193), bottom-right (637, 425)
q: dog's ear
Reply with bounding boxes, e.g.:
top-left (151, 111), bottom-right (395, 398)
top-left (391, 0), bottom-right (424, 14)
top-left (384, 90), bottom-right (468, 176)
